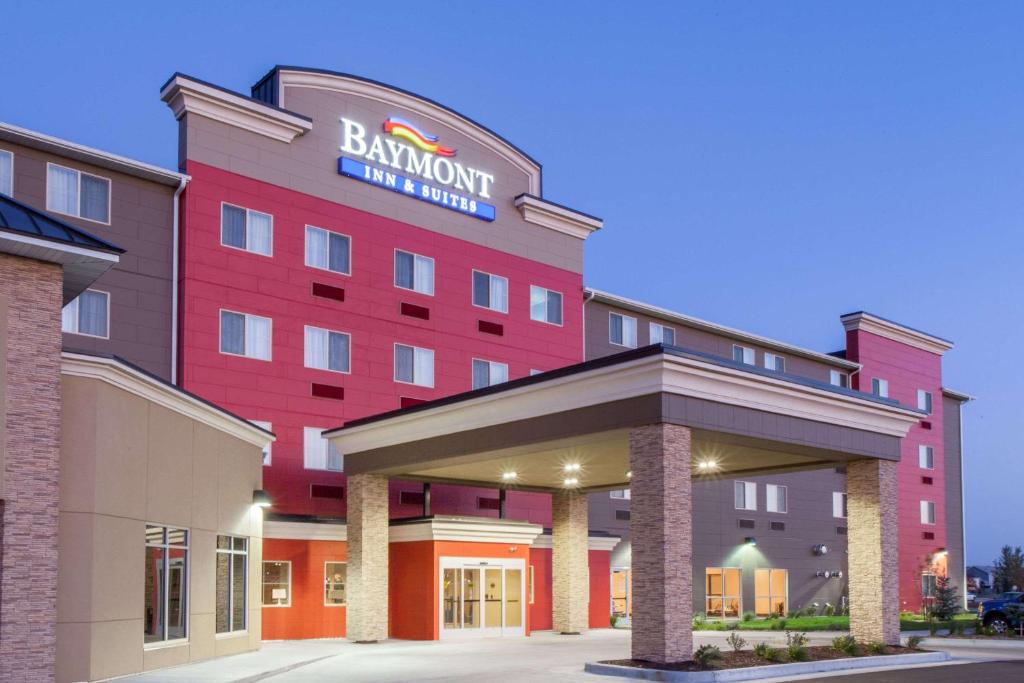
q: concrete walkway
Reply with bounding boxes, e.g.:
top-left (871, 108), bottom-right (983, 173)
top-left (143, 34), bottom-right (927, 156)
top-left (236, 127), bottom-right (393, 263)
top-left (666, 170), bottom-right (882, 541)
top-left (116, 629), bottom-right (1024, 683)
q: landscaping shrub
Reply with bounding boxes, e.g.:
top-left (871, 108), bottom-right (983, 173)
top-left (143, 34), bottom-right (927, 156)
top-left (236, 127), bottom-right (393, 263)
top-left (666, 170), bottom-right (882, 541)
top-left (753, 642), bottom-right (773, 659)
top-left (824, 602), bottom-right (835, 617)
top-left (784, 631), bottom-right (809, 660)
top-left (764, 647), bottom-right (787, 662)
top-left (692, 612), bottom-right (706, 627)
top-left (609, 614), bottom-right (618, 629)
top-left (726, 632), bottom-right (747, 653)
top-left (742, 611), bottom-right (755, 622)
top-left (831, 634), bottom-right (858, 656)
top-left (928, 619), bottom-right (940, 636)
top-left (906, 636), bottom-right (924, 650)
top-left (775, 618), bottom-right (787, 630)
top-left (804, 604), bottom-right (819, 617)
top-left (693, 644), bottom-right (723, 669)
top-left (866, 642), bottom-right (887, 655)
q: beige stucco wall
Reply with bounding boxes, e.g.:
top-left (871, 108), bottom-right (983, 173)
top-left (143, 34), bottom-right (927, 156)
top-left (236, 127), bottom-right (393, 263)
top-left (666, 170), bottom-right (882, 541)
top-left (56, 374), bottom-right (264, 683)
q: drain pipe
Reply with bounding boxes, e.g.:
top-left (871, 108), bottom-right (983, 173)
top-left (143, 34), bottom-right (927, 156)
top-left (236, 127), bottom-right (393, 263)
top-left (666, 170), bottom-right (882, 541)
top-left (582, 289), bottom-right (595, 360)
top-left (170, 175), bottom-right (189, 385)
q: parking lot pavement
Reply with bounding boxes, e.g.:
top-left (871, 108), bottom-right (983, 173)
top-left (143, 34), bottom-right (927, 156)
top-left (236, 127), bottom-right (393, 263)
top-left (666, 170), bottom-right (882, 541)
top-left (768, 660), bottom-right (1024, 682)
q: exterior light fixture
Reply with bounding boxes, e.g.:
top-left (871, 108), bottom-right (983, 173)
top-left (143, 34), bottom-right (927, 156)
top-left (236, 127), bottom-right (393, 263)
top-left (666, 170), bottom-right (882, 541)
top-left (563, 477), bottom-right (579, 487)
top-left (252, 490), bottom-right (272, 508)
top-left (697, 460), bottom-right (719, 472)
top-left (501, 471), bottom-right (518, 482)
top-left (626, 470), bottom-right (632, 479)
top-left (935, 548), bottom-right (948, 557)
top-left (563, 463), bottom-right (581, 473)
top-left (744, 536), bottom-right (757, 546)
top-left (813, 544), bottom-right (830, 556)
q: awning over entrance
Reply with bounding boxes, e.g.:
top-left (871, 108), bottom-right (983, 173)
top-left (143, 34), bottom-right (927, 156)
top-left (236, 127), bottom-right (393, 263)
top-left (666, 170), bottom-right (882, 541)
top-left (325, 345), bottom-right (922, 491)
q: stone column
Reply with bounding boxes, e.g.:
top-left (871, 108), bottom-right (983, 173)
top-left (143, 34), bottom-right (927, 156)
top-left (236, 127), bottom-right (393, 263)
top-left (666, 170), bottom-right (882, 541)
top-left (847, 458), bottom-right (900, 645)
top-left (346, 473), bottom-right (390, 643)
top-left (552, 489), bottom-right (590, 634)
top-left (630, 423), bottom-right (693, 663)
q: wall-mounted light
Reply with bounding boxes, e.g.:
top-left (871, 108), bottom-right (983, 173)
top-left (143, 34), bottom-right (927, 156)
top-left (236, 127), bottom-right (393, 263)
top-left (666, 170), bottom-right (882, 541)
top-left (935, 548), bottom-right (948, 557)
top-left (252, 490), bottom-right (272, 508)
top-left (626, 470), bottom-right (632, 479)
top-left (744, 537), bottom-right (757, 546)
top-left (813, 544), bottom-right (830, 556)
top-left (832, 571), bottom-right (843, 579)
top-left (697, 459), bottom-right (719, 472)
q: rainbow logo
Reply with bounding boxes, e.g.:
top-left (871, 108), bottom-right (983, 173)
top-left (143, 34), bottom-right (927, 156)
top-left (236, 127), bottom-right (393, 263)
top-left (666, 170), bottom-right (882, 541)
top-left (383, 117), bottom-right (457, 157)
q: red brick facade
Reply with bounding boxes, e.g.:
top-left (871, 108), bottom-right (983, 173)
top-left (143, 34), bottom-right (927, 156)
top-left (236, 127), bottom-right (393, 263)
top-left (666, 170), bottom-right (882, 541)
top-left (0, 254), bottom-right (64, 682)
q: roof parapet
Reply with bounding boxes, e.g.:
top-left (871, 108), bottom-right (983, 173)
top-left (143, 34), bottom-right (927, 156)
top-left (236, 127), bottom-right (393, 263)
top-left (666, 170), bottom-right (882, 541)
top-left (840, 311), bottom-right (953, 355)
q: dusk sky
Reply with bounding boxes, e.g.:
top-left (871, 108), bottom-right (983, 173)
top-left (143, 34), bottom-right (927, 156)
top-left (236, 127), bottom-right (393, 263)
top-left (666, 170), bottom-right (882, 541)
top-left (2, 1), bottom-right (1017, 564)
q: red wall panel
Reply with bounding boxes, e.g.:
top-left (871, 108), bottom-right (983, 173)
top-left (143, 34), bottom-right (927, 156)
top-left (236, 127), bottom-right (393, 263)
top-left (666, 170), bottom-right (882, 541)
top-left (262, 538), bottom-right (347, 640)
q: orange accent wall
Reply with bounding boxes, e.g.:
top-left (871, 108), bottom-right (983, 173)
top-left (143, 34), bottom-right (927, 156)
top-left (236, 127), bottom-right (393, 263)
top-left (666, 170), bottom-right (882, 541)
top-left (262, 538), bottom-right (347, 640)
top-left (527, 547), bottom-right (612, 631)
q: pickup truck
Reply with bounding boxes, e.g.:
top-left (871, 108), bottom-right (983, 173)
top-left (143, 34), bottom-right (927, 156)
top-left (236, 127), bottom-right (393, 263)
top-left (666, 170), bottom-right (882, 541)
top-left (978, 591), bottom-right (1024, 633)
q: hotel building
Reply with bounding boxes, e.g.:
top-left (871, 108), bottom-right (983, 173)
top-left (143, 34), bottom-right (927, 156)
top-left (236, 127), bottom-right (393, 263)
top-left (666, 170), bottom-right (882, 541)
top-left (0, 65), bottom-right (968, 681)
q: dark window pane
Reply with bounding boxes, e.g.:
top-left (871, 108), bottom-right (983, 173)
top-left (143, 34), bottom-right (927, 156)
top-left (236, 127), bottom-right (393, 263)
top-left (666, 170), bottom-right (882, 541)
top-left (80, 174), bottom-right (110, 222)
top-left (329, 332), bottom-right (350, 373)
top-left (216, 552), bottom-right (230, 633)
top-left (329, 233), bottom-right (350, 273)
top-left (220, 311), bottom-right (245, 355)
top-left (472, 271), bottom-right (490, 307)
top-left (472, 359), bottom-right (490, 389)
top-left (546, 291), bottom-right (562, 325)
top-left (610, 315), bottom-right (623, 344)
top-left (663, 328), bottom-right (675, 345)
top-left (222, 205), bottom-right (246, 249)
top-left (144, 546), bottom-right (165, 643)
top-left (78, 290), bottom-right (108, 337)
top-left (167, 548), bottom-right (187, 640)
top-left (395, 345), bottom-right (414, 383)
top-left (395, 251), bottom-right (414, 289)
top-left (232, 553), bottom-right (246, 630)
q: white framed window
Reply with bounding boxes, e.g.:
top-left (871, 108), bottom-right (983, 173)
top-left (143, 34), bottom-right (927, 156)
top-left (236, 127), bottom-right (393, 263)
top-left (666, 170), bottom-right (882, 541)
top-left (144, 525), bottom-right (189, 644)
top-left (871, 378), bottom-right (889, 398)
top-left (219, 310), bottom-right (272, 361)
top-left (395, 249), bottom-right (434, 295)
top-left (305, 226), bottom-right (351, 275)
top-left (610, 489), bottom-right (631, 500)
top-left (221, 203), bottom-right (272, 256)
top-left (832, 492), bottom-right (848, 519)
top-left (529, 285), bottom-right (563, 325)
top-left (529, 369), bottom-right (543, 376)
top-left (262, 561), bottom-right (291, 607)
top-left (394, 343), bottom-right (434, 387)
top-left (732, 345), bottom-right (755, 365)
top-left (766, 484), bottom-right (788, 513)
top-left (650, 322), bottom-right (675, 345)
top-left (920, 500), bottom-right (936, 525)
top-left (919, 444), bottom-right (935, 470)
top-left (251, 420), bottom-right (272, 466)
top-left (61, 289), bottom-right (109, 338)
top-left (472, 270), bottom-right (508, 313)
top-left (829, 370), bottom-right (849, 389)
top-left (216, 535), bottom-right (248, 634)
top-left (304, 326), bottom-right (351, 373)
top-left (303, 427), bottom-right (343, 471)
top-left (917, 389), bottom-right (933, 413)
top-left (324, 561), bottom-right (347, 606)
top-left (472, 358), bottom-right (508, 390)
top-left (764, 352), bottom-right (785, 372)
top-left (46, 162), bottom-right (110, 224)
top-left (609, 313), bottom-right (638, 348)
top-left (705, 567), bottom-right (742, 619)
top-left (755, 568), bottom-right (788, 617)
top-left (0, 149), bottom-right (12, 196)
top-left (734, 481), bottom-right (757, 511)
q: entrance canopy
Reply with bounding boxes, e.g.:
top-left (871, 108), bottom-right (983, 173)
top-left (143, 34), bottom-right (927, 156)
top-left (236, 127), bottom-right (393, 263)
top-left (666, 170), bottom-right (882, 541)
top-left (326, 345), bottom-right (923, 492)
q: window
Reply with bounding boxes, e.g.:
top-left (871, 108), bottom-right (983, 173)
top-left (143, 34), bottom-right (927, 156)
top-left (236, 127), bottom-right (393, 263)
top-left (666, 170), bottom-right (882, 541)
top-left (262, 561), bottom-right (291, 607)
top-left (920, 500), bottom-right (936, 525)
top-left (529, 286), bottom-right (563, 325)
top-left (47, 163), bottom-right (110, 223)
top-left (922, 573), bottom-right (937, 599)
top-left (251, 420), bottom-right (272, 465)
top-left (766, 484), bottom-right (787, 513)
top-left (832, 492), bottom-right (848, 518)
top-left (324, 562), bottom-right (347, 606)
top-left (764, 353), bottom-right (785, 372)
top-left (734, 481), bottom-right (757, 511)
top-left (303, 427), bottom-right (343, 471)
top-left (304, 326), bottom-right (351, 373)
top-left (61, 289), bottom-right (109, 338)
top-left (755, 569), bottom-right (788, 617)
top-left (705, 568), bottom-right (741, 619)
top-left (472, 270), bottom-right (508, 313)
top-left (609, 313), bottom-right (638, 348)
top-left (144, 525), bottom-right (188, 644)
top-left (871, 378), bottom-right (889, 398)
top-left (221, 203), bottom-right (272, 256)
top-left (529, 369), bottom-right (543, 376)
top-left (610, 489), bottom-right (631, 500)
top-left (830, 370), bottom-right (849, 388)
top-left (216, 536), bottom-right (248, 634)
top-left (394, 344), bottom-right (434, 387)
top-left (611, 568), bottom-right (631, 617)
top-left (919, 444), bottom-right (935, 470)
top-left (732, 345), bottom-right (755, 365)
top-left (0, 149), bottom-right (11, 196)
top-left (395, 249), bottom-right (434, 295)
top-left (650, 322), bottom-right (675, 345)
top-left (917, 389), bottom-right (933, 413)
top-left (305, 226), bottom-right (351, 275)
top-left (472, 358), bottom-right (508, 389)
top-left (220, 310), bottom-right (272, 360)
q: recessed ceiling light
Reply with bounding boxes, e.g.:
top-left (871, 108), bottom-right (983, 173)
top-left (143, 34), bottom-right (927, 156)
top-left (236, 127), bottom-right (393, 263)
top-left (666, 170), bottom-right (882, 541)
top-left (697, 459), bottom-right (719, 472)
top-left (563, 463), bottom-right (581, 473)
top-left (501, 471), bottom-right (518, 481)
top-left (563, 477), bottom-right (579, 487)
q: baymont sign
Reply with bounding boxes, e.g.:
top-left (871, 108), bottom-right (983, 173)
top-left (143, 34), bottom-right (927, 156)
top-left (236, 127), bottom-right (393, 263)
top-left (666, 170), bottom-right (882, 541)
top-left (338, 117), bottom-right (497, 221)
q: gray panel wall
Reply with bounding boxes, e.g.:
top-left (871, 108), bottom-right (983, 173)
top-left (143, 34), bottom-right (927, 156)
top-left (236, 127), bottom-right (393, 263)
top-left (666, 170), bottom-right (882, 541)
top-left (0, 140), bottom-right (176, 379)
top-left (943, 395), bottom-right (966, 599)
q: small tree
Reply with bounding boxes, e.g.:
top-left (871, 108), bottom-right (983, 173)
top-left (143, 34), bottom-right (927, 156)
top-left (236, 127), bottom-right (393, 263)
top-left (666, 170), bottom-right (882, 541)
top-left (931, 574), bottom-right (960, 620)
top-left (993, 546), bottom-right (1024, 593)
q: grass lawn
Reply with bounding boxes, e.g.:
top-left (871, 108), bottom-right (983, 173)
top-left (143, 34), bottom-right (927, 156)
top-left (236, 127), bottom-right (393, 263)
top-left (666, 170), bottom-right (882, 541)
top-left (692, 613), bottom-right (978, 632)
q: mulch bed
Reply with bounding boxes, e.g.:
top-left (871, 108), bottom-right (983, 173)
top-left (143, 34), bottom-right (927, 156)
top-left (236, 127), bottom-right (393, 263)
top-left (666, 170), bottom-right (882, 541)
top-left (602, 645), bottom-right (919, 671)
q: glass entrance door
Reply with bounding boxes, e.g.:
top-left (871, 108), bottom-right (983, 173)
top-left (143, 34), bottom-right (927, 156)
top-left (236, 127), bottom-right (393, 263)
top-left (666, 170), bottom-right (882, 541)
top-left (439, 558), bottom-right (526, 638)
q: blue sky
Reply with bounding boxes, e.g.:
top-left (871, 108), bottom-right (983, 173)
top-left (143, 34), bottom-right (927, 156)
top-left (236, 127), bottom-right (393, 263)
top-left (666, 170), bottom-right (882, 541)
top-left (2, 2), bottom-right (1017, 564)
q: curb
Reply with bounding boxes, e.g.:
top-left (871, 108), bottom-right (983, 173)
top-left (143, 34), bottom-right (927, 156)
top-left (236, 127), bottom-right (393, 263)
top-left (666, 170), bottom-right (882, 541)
top-left (584, 651), bottom-right (951, 682)
top-left (916, 636), bottom-right (1024, 650)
